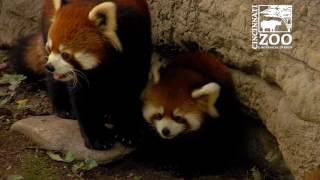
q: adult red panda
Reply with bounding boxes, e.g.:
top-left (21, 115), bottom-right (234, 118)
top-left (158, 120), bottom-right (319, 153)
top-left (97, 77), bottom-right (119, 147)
top-left (10, 0), bottom-right (152, 150)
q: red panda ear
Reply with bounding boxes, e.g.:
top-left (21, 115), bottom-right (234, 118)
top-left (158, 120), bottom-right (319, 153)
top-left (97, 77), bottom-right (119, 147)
top-left (149, 53), bottom-right (168, 83)
top-left (53, 0), bottom-right (69, 12)
top-left (191, 82), bottom-right (220, 118)
top-left (88, 2), bottom-right (122, 51)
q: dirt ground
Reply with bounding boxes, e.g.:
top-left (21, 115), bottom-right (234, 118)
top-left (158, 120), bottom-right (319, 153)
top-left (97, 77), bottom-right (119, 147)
top-left (0, 61), bottom-right (283, 180)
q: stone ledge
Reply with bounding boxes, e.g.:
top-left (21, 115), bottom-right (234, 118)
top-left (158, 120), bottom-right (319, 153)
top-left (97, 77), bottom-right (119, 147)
top-left (232, 70), bottom-right (320, 179)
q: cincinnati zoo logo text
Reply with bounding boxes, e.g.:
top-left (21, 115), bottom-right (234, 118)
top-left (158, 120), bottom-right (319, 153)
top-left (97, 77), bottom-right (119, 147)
top-left (252, 5), bottom-right (293, 49)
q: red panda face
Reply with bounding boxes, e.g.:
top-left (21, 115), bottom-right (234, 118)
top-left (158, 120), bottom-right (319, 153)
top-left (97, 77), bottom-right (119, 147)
top-left (45, 1), bottom-right (122, 81)
top-left (143, 101), bottom-right (205, 139)
top-left (142, 62), bottom-right (221, 139)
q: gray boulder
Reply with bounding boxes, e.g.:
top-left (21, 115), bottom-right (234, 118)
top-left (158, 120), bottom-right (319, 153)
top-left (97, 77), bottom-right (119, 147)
top-left (11, 115), bottom-right (133, 164)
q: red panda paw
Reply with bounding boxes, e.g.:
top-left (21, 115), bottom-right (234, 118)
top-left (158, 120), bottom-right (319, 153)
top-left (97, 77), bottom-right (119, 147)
top-left (84, 132), bottom-right (116, 150)
top-left (54, 110), bottom-right (76, 120)
top-left (114, 132), bottom-right (137, 147)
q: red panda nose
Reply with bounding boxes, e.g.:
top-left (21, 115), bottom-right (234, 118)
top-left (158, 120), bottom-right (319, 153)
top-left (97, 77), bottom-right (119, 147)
top-left (45, 63), bottom-right (55, 72)
top-left (162, 128), bottom-right (171, 137)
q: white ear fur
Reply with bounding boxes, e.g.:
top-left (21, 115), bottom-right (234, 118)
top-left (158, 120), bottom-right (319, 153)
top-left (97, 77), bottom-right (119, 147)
top-left (88, 2), bottom-right (122, 52)
top-left (53, 0), bottom-right (68, 11)
top-left (149, 53), bottom-right (168, 84)
top-left (192, 82), bottom-right (221, 118)
top-left (149, 53), bottom-right (168, 83)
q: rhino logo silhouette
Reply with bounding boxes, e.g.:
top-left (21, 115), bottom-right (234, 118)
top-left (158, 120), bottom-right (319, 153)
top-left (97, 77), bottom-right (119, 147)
top-left (252, 5), bottom-right (293, 49)
top-left (261, 20), bottom-right (282, 32)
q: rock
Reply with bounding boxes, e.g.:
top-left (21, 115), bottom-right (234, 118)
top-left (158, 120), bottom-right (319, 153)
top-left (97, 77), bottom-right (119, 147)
top-left (147, 0), bottom-right (320, 179)
top-left (10, 115), bottom-right (133, 164)
top-left (0, 0), bottom-right (42, 47)
top-left (232, 70), bottom-right (320, 179)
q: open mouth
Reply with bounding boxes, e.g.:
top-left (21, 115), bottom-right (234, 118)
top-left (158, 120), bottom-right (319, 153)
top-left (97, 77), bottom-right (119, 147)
top-left (53, 72), bottom-right (73, 81)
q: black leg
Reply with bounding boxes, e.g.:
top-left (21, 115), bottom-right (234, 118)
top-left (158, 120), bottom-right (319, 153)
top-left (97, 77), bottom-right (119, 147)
top-left (113, 117), bottom-right (140, 147)
top-left (46, 75), bottom-right (75, 119)
top-left (112, 95), bottom-right (143, 147)
top-left (70, 84), bottom-right (116, 150)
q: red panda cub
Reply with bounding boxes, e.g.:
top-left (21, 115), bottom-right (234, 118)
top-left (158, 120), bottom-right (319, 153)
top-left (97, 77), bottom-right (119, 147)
top-left (140, 52), bottom-right (242, 175)
top-left (142, 52), bottom-right (234, 139)
top-left (10, 0), bottom-right (152, 150)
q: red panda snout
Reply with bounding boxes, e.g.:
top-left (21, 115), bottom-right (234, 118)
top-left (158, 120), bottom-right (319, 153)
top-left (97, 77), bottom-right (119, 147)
top-left (155, 117), bottom-right (186, 139)
top-left (45, 44), bottom-right (100, 81)
top-left (143, 103), bottom-right (204, 139)
top-left (46, 52), bottom-right (74, 81)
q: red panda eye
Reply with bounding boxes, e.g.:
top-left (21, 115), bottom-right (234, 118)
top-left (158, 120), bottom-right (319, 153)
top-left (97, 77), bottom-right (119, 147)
top-left (152, 113), bottom-right (163, 121)
top-left (173, 116), bottom-right (185, 123)
top-left (61, 52), bottom-right (72, 61)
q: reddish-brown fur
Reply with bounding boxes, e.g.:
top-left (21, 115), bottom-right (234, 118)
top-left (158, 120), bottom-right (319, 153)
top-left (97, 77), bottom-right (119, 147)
top-left (42, 0), bottom-right (55, 31)
top-left (305, 168), bottom-right (320, 180)
top-left (24, 34), bottom-right (46, 75)
top-left (143, 52), bottom-right (234, 121)
top-left (48, 0), bottom-right (150, 63)
top-left (144, 67), bottom-right (208, 118)
top-left (43, 0), bottom-right (152, 149)
top-left (10, 0), bottom-right (152, 150)
top-left (172, 52), bottom-right (234, 92)
top-left (42, 0), bottom-right (88, 35)
top-left (49, 2), bottom-right (105, 62)
top-left (20, 0), bottom-right (150, 76)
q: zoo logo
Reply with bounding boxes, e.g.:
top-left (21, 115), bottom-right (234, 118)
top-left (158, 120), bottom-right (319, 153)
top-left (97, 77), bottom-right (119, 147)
top-left (252, 5), bottom-right (293, 49)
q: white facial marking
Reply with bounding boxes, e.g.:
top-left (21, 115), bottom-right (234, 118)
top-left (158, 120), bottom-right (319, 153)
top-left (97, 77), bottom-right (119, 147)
top-left (143, 104), bottom-right (163, 122)
top-left (173, 108), bottom-right (183, 117)
top-left (59, 44), bottom-right (66, 52)
top-left (184, 112), bottom-right (203, 131)
top-left (155, 118), bottom-right (185, 139)
top-left (192, 82), bottom-right (221, 118)
top-left (173, 108), bottom-right (203, 131)
top-left (47, 52), bottom-right (74, 81)
top-left (47, 38), bottom-right (52, 49)
top-left (53, 0), bottom-right (63, 11)
top-left (74, 52), bottom-right (99, 70)
top-left (59, 44), bottom-right (73, 55)
top-left (149, 53), bottom-right (169, 83)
